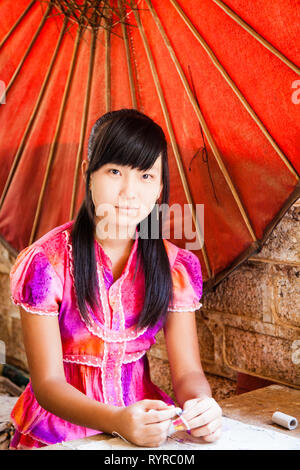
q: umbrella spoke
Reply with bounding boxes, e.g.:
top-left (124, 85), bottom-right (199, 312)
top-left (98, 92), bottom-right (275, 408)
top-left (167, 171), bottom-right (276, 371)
top-left (132, 3), bottom-right (211, 278)
top-left (144, 0), bottom-right (258, 254)
top-left (70, 29), bottom-right (97, 219)
top-left (29, 25), bottom-right (83, 244)
top-left (169, 0), bottom-right (300, 182)
top-left (0, 0), bottom-right (36, 49)
top-left (212, 0), bottom-right (300, 76)
top-left (0, 18), bottom-right (69, 213)
top-left (118, 0), bottom-right (138, 108)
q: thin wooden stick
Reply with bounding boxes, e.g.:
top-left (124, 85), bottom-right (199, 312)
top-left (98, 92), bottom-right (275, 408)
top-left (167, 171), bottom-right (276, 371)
top-left (70, 28), bottom-right (97, 220)
top-left (118, 0), bottom-right (137, 108)
top-left (29, 25), bottom-right (82, 244)
top-left (0, 2), bottom-right (52, 102)
top-left (132, 4), bottom-right (212, 279)
top-left (212, 0), bottom-right (300, 75)
top-left (169, 0), bottom-right (300, 181)
top-left (0, 0), bottom-right (36, 49)
top-left (0, 18), bottom-right (68, 211)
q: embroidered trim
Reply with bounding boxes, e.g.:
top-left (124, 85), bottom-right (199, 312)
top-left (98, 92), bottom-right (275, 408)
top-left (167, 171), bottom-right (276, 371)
top-left (63, 355), bottom-right (103, 367)
top-left (10, 296), bottom-right (59, 316)
top-left (63, 350), bottom-right (146, 368)
top-left (122, 350), bottom-right (146, 364)
top-left (64, 229), bottom-right (149, 343)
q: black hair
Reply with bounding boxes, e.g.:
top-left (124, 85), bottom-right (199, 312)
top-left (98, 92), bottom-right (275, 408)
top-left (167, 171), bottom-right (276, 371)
top-left (71, 108), bottom-right (174, 330)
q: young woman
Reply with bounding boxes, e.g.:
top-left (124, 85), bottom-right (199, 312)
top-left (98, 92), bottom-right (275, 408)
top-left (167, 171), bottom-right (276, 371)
top-left (9, 109), bottom-right (222, 449)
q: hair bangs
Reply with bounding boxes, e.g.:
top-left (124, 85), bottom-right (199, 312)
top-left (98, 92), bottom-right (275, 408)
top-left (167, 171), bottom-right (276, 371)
top-left (91, 113), bottom-right (165, 172)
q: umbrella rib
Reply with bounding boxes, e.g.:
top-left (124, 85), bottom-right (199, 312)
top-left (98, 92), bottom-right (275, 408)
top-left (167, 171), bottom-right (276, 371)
top-left (118, 0), bottom-right (137, 108)
top-left (0, 2), bottom-right (52, 102)
top-left (0, 18), bottom-right (69, 212)
top-left (144, 0), bottom-right (259, 245)
top-left (70, 28), bottom-right (97, 220)
top-left (29, 25), bottom-right (83, 245)
top-left (105, 12), bottom-right (112, 112)
top-left (0, 0), bottom-right (36, 49)
top-left (132, 3), bottom-right (212, 280)
top-left (212, 0), bottom-right (300, 76)
top-left (169, 0), bottom-right (300, 182)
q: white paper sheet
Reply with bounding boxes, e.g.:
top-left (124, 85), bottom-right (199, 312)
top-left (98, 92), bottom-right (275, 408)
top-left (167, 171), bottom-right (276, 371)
top-left (73, 417), bottom-right (300, 450)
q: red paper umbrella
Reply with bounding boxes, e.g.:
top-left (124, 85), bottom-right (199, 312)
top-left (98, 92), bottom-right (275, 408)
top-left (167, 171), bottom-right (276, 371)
top-left (0, 0), bottom-right (299, 292)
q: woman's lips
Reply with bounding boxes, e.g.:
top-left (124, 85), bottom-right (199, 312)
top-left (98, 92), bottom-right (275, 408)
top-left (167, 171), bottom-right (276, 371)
top-left (116, 206), bottom-right (139, 213)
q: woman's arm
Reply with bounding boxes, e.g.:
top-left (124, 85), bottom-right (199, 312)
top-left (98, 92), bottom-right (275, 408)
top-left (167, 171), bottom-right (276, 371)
top-left (164, 310), bottom-right (222, 442)
top-left (163, 310), bottom-right (211, 407)
top-left (19, 307), bottom-right (120, 434)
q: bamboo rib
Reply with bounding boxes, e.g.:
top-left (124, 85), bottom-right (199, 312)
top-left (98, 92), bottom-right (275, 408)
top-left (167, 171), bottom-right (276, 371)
top-left (0, 0), bottom-right (36, 49)
top-left (104, 12), bottom-right (112, 112)
top-left (132, 5), bottom-right (212, 279)
top-left (69, 28), bottom-right (97, 220)
top-left (169, 0), bottom-right (300, 181)
top-left (0, 3), bottom-right (52, 103)
top-left (29, 26), bottom-right (83, 245)
top-left (212, 0), bottom-right (300, 76)
top-left (0, 18), bottom-right (68, 212)
top-left (118, 0), bottom-right (137, 108)
top-left (145, 0), bottom-right (258, 247)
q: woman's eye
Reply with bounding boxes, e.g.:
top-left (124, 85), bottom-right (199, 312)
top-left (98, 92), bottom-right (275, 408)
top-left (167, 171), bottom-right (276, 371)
top-left (142, 174), bottom-right (153, 180)
top-left (109, 169), bottom-right (120, 175)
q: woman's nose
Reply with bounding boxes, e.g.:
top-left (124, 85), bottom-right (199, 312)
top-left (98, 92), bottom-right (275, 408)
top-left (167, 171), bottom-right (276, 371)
top-left (119, 174), bottom-right (137, 199)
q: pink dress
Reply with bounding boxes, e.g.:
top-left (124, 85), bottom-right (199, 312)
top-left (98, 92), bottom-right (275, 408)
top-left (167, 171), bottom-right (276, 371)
top-left (9, 220), bottom-right (203, 449)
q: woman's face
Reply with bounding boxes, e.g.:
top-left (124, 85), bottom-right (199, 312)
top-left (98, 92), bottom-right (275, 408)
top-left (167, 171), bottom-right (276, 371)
top-left (82, 154), bottom-right (163, 237)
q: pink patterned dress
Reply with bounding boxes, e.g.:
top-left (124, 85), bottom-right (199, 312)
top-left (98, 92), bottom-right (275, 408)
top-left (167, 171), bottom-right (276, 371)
top-left (9, 220), bottom-right (203, 449)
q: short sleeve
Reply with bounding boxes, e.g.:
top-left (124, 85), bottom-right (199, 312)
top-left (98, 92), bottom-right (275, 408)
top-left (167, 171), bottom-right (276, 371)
top-left (10, 245), bottom-right (63, 316)
top-left (168, 248), bottom-right (203, 312)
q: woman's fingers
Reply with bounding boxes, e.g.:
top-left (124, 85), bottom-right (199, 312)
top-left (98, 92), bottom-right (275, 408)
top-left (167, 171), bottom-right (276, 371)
top-left (185, 404), bottom-right (222, 430)
top-left (189, 416), bottom-right (222, 438)
top-left (144, 406), bottom-right (180, 424)
top-left (195, 423), bottom-right (223, 442)
top-left (182, 397), bottom-right (220, 421)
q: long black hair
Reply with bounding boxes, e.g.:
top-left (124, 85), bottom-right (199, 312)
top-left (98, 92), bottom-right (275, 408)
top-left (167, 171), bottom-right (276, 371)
top-left (71, 108), bottom-right (174, 330)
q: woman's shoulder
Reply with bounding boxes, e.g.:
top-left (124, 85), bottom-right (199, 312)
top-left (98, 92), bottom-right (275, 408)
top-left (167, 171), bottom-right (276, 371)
top-left (23, 220), bottom-right (73, 258)
top-left (31, 220), bottom-right (74, 251)
top-left (11, 220), bottom-right (74, 283)
top-left (10, 221), bottom-right (74, 315)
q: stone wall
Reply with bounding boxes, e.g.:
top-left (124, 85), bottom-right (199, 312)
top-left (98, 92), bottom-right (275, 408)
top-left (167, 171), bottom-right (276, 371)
top-left (0, 199), bottom-right (299, 400)
top-left (0, 242), bottom-right (28, 372)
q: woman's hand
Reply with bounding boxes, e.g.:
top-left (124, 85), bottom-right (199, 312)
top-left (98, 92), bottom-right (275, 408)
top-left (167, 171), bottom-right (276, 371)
top-left (181, 396), bottom-right (222, 442)
top-left (113, 399), bottom-right (179, 447)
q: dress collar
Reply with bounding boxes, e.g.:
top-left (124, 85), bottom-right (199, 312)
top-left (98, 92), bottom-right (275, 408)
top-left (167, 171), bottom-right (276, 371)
top-left (94, 227), bottom-right (139, 273)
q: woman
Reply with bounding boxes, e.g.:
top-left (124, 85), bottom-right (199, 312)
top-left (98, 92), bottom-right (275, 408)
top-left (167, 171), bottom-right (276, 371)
top-left (9, 108), bottom-right (222, 449)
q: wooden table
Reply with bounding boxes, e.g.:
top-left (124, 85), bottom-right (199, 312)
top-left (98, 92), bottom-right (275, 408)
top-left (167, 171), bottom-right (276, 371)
top-left (220, 384), bottom-right (300, 439)
top-left (39, 385), bottom-right (300, 450)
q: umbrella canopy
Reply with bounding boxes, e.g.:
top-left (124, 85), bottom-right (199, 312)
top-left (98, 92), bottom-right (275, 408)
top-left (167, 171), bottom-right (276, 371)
top-left (0, 0), bottom-right (299, 293)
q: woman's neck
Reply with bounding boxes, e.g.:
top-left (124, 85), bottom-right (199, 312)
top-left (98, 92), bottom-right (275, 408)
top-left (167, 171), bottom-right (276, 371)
top-left (94, 225), bottom-right (137, 257)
